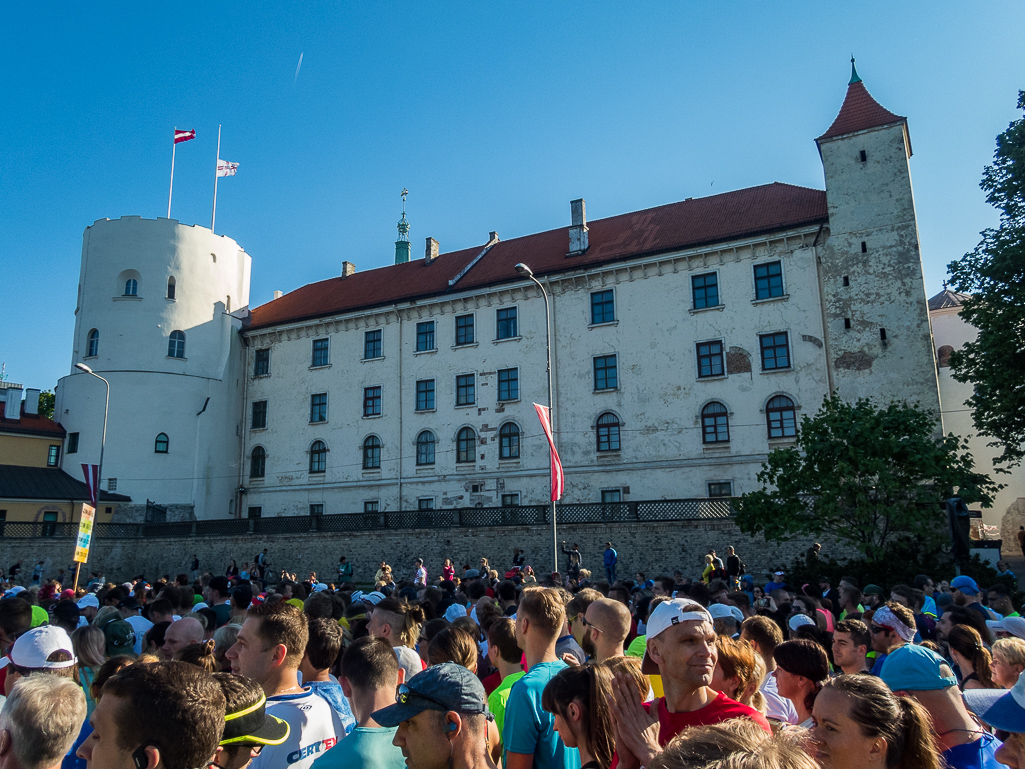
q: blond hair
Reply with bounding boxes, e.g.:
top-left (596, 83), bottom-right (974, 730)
top-left (519, 587), bottom-right (565, 639)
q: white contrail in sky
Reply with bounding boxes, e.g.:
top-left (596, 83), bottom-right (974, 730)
top-left (294, 52), bottom-right (303, 84)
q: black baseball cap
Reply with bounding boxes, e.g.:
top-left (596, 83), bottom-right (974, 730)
top-left (220, 691), bottom-right (290, 748)
top-left (372, 663), bottom-right (491, 727)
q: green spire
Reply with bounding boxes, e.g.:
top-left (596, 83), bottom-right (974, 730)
top-left (395, 188), bottom-right (411, 264)
top-left (849, 56), bottom-right (862, 85)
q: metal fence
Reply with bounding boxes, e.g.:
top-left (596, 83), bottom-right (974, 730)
top-left (0, 498), bottom-right (733, 540)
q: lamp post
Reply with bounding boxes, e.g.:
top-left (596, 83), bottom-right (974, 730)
top-left (515, 263), bottom-right (558, 575)
top-left (73, 363), bottom-right (109, 592)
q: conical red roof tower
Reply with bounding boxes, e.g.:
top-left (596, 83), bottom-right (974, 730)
top-left (817, 59), bottom-right (910, 154)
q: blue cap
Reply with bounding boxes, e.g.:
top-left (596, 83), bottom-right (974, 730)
top-left (964, 670), bottom-right (1025, 733)
top-left (372, 663), bottom-right (491, 727)
top-left (880, 644), bottom-right (957, 692)
top-left (951, 575), bottom-right (980, 596)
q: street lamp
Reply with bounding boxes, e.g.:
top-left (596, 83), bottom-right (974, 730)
top-left (73, 362), bottom-right (109, 591)
top-left (515, 263), bottom-right (558, 574)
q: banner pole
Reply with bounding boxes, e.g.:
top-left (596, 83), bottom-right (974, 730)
top-left (167, 127), bottom-right (176, 219)
top-left (211, 124), bottom-right (221, 232)
top-left (72, 562), bottom-right (81, 593)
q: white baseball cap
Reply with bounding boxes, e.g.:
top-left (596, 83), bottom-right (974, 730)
top-left (988, 616), bottom-right (1025, 641)
top-left (641, 598), bottom-right (712, 674)
top-left (76, 594), bottom-right (99, 609)
top-left (789, 614), bottom-right (816, 631)
top-left (1, 626), bottom-right (76, 670)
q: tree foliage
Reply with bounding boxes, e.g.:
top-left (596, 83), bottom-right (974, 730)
top-left (38, 390), bottom-right (55, 420)
top-left (948, 90), bottom-right (1025, 467)
top-left (735, 396), bottom-right (999, 563)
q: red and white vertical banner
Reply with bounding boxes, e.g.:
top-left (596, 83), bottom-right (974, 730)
top-left (81, 464), bottom-right (99, 507)
top-left (533, 403), bottom-right (564, 501)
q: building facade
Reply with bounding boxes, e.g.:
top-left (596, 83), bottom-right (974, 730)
top-left (54, 67), bottom-right (951, 524)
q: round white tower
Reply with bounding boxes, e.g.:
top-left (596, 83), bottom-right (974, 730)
top-left (56, 216), bottom-right (252, 521)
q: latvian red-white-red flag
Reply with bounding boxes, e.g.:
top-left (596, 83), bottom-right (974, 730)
top-left (533, 403), bottom-right (565, 501)
top-left (174, 129), bottom-right (196, 144)
top-left (81, 464), bottom-right (100, 506)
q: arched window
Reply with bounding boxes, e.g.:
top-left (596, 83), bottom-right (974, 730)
top-left (416, 431), bottom-right (436, 466)
top-left (766, 396), bottom-right (797, 439)
top-left (309, 441), bottom-right (327, 474)
top-left (499, 423), bottom-right (520, 460)
top-left (596, 412), bottom-right (621, 452)
top-left (167, 277), bottom-right (176, 300)
top-left (456, 427), bottom-right (476, 464)
top-left (250, 446), bottom-right (266, 478)
top-left (362, 436), bottom-right (382, 470)
top-left (937, 345), bottom-right (954, 368)
top-left (124, 278), bottom-right (138, 296)
top-left (168, 330), bottom-right (186, 358)
top-left (701, 402), bottom-right (730, 444)
top-left (86, 329), bottom-right (99, 357)
top-left (154, 433), bottom-right (169, 453)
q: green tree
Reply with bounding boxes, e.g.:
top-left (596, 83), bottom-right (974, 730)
top-left (948, 90), bottom-right (1025, 467)
top-left (735, 396), bottom-right (999, 563)
top-left (38, 390), bottom-right (55, 420)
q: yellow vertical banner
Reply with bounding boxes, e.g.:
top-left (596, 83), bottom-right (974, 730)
top-left (74, 504), bottom-right (95, 564)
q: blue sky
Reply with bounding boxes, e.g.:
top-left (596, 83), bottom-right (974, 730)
top-left (2, 3), bottom-right (1023, 393)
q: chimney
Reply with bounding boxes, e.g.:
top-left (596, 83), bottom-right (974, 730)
top-left (24, 389), bottom-right (40, 416)
top-left (273, 290), bottom-right (283, 300)
top-left (425, 238), bottom-right (439, 264)
top-left (3, 387), bottom-right (22, 420)
top-left (568, 199), bottom-right (588, 255)
top-left (341, 261), bottom-right (356, 278)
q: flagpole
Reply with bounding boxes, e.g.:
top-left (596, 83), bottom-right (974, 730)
top-left (167, 127), bottom-right (177, 219)
top-left (211, 124), bottom-right (221, 232)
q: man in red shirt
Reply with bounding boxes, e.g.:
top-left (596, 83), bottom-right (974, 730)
top-left (610, 598), bottom-right (770, 769)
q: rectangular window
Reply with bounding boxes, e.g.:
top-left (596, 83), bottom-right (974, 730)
top-left (363, 386), bottom-right (382, 417)
top-left (601, 489), bottom-right (622, 504)
top-left (708, 481), bottom-right (734, 497)
top-left (41, 511), bottom-right (58, 538)
top-left (108, 478), bottom-right (117, 491)
top-left (416, 321), bottom-right (436, 352)
top-left (455, 315), bottom-right (475, 346)
top-left (501, 493), bottom-right (520, 506)
top-left (456, 374), bottom-right (475, 406)
top-left (364, 500), bottom-right (380, 513)
top-left (418, 497), bottom-right (435, 511)
top-left (310, 393), bottom-right (328, 423)
top-left (754, 261), bottom-right (784, 300)
top-left (696, 341), bottom-right (724, 378)
top-left (593, 355), bottom-right (618, 391)
top-left (251, 400), bottom-right (268, 429)
top-left (312, 338), bottom-right (329, 367)
top-left (497, 368), bottom-right (519, 402)
top-left (309, 504), bottom-right (324, 516)
top-left (591, 290), bottom-right (615, 324)
top-left (364, 330), bottom-right (382, 359)
top-left (496, 307), bottom-right (518, 339)
top-left (47, 445), bottom-right (60, 467)
top-left (247, 506), bottom-right (262, 519)
top-left (759, 333), bottom-right (791, 370)
top-left (254, 348), bottom-right (270, 376)
top-left (67, 433), bottom-right (80, 454)
top-left (416, 379), bottom-right (435, 411)
top-left (692, 273), bottom-right (719, 309)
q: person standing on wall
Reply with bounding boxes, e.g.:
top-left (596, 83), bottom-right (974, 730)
top-left (604, 543), bottom-right (617, 585)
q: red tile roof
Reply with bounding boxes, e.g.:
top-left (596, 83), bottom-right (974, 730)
top-left (248, 182), bottom-right (828, 331)
top-left (817, 81), bottom-right (906, 142)
top-left (0, 405), bottom-right (65, 439)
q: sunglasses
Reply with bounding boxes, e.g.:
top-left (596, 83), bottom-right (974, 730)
top-left (579, 615), bottom-right (605, 634)
top-left (396, 683), bottom-right (449, 710)
top-left (870, 625), bottom-right (890, 634)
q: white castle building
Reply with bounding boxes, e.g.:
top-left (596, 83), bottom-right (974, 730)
top-left (51, 65), bottom-right (1022, 539)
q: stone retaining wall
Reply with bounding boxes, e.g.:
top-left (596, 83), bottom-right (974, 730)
top-left (0, 520), bottom-right (851, 586)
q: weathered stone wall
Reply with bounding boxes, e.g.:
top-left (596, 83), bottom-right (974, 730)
top-left (0, 520), bottom-right (853, 586)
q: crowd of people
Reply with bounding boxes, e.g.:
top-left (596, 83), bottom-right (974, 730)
top-left (0, 545), bottom-right (1024, 769)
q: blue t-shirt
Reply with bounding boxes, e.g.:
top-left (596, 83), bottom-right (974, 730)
top-left (308, 680), bottom-right (357, 736)
top-left (311, 726), bottom-right (405, 769)
top-left (943, 732), bottom-right (1002, 769)
top-left (503, 660), bottom-right (581, 769)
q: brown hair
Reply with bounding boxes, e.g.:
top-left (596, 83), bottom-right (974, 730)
top-left (427, 627), bottom-right (478, 671)
top-left (821, 674), bottom-right (941, 769)
top-left (741, 615), bottom-right (783, 654)
top-left (175, 639), bottom-right (218, 674)
top-left (488, 618), bottom-right (522, 665)
top-left (305, 617), bottom-right (344, 671)
top-left (91, 656), bottom-right (133, 701)
top-left (519, 588), bottom-right (565, 639)
top-left (341, 636), bottom-right (400, 693)
top-left (602, 656), bottom-right (647, 701)
top-left (542, 664), bottom-right (615, 769)
top-left (947, 625), bottom-right (995, 688)
top-left (834, 619), bottom-right (870, 650)
top-left (773, 639), bottom-right (829, 713)
top-left (247, 602), bottom-right (308, 667)
top-left (374, 598), bottom-right (427, 648)
top-left (713, 636), bottom-right (761, 708)
top-left (649, 717), bottom-right (817, 769)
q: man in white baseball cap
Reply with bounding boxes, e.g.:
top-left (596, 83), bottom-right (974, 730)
top-left (610, 598), bottom-right (770, 768)
top-left (989, 616), bottom-right (1025, 642)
